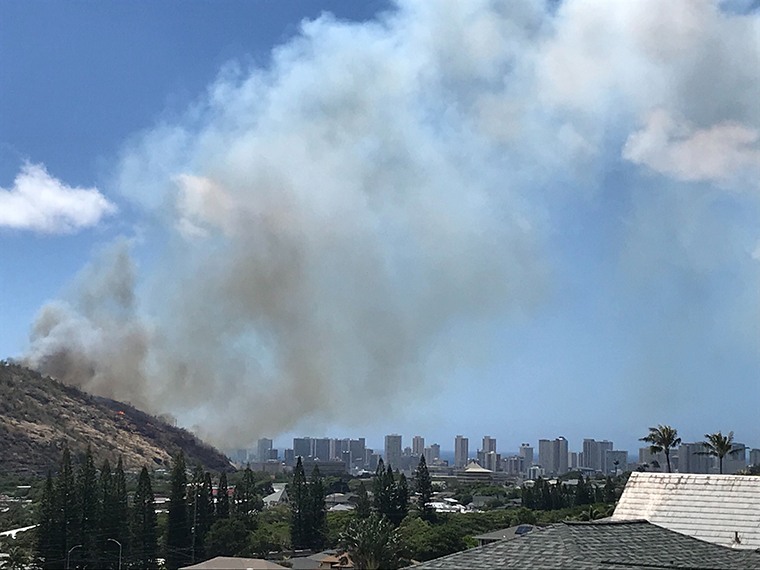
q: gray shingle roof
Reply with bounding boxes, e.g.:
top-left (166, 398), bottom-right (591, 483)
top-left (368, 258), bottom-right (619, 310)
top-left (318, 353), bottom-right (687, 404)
top-left (612, 471), bottom-right (760, 549)
top-left (407, 520), bottom-right (760, 569)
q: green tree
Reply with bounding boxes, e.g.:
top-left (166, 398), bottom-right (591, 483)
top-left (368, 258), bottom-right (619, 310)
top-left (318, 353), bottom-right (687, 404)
top-left (413, 455), bottom-right (434, 522)
top-left (339, 513), bottom-right (401, 570)
top-left (76, 446), bottom-right (99, 568)
top-left (131, 467), bottom-right (158, 570)
top-left (204, 518), bottom-right (249, 558)
top-left (290, 457), bottom-right (308, 549)
top-left (113, 457), bottom-right (130, 562)
top-left (389, 473), bottom-right (409, 526)
top-left (188, 467), bottom-right (213, 562)
top-left (216, 472), bottom-right (230, 519)
top-left (640, 425), bottom-right (681, 473)
top-left (700, 431), bottom-right (739, 474)
top-left (309, 466), bottom-right (327, 550)
top-left (603, 476), bottom-right (616, 503)
top-left (575, 475), bottom-right (592, 506)
top-left (166, 451), bottom-right (191, 570)
top-left (54, 446), bottom-right (77, 564)
top-left (97, 459), bottom-right (118, 569)
top-left (355, 482), bottom-right (371, 519)
top-left (36, 472), bottom-right (58, 569)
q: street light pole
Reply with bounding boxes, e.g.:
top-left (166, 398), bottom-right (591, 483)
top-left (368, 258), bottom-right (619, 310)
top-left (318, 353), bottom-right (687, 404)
top-left (66, 544), bottom-right (82, 570)
top-left (107, 538), bottom-right (123, 570)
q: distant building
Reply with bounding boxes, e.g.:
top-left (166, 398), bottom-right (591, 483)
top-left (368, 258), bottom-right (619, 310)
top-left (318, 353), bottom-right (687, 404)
top-left (582, 439), bottom-right (613, 473)
top-left (384, 434), bottom-right (402, 469)
top-left (538, 437), bottom-right (568, 475)
top-left (313, 438), bottom-right (331, 461)
top-left (482, 435), bottom-right (497, 454)
top-left (519, 444), bottom-right (533, 470)
top-left (293, 437), bottom-right (312, 460)
top-left (605, 450), bottom-right (628, 474)
top-left (256, 438), bottom-right (273, 462)
top-left (724, 443), bottom-right (747, 474)
top-left (412, 435), bottom-right (425, 457)
top-left (454, 435), bottom-right (469, 468)
top-left (679, 442), bottom-right (712, 474)
top-left (639, 447), bottom-right (666, 471)
top-left (750, 448), bottom-right (760, 467)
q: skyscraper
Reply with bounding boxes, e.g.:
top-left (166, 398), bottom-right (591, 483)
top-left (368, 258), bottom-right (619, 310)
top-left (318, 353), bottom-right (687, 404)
top-left (519, 444), bottom-right (534, 468)
top-left (412, 435), bottom-right (425, 457)
top-left (482, 435), bottom-right (497, 454)
top-left (256, 438), bottom-right (273, 462)
top-left (293, 437), bottom-right (312, 459)
top-left (384, 434), bottom-right (402, 469)
top-left (454, 435), bottom-right (469, 468)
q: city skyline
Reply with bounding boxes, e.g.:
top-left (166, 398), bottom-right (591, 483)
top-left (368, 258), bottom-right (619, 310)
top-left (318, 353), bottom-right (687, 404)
top-left (2, 1), bottom-right (758, 450)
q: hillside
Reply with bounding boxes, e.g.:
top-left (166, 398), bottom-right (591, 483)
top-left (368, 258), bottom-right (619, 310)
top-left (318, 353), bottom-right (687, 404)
top-left (0, 362), bottom-right (232, 475)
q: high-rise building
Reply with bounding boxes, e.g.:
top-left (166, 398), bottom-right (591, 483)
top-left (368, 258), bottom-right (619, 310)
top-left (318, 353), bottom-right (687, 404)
top-left (538, 437), bottom-right (568, 475)
top-left (750, 448), bottom-right (760, 467)
top-left (482, 436), bottom-right (497, 454)
top-left (384, 434), bottom-right (403, 469)
top-left (582, 439), bottom-right (613, 472)
top-left (430, 443), bottom-right (441, 463)
top-left (412, 435), bottom-right (425, 457)
top-left (605, 450), bottom-right (628, 474)
top-left (454, 435), bottom-right (469, 468)
top-left (679, 443), bottom-right (711, 473)
top-left (519, 444), bottom-right (533, 469)
top-left (554, 436), bottom-right (569, 474)
top-left (293, 437), bottom-right (312, 459)
top-left (639, 447), bottom-right (665, 471)
top-left (538, 439), bottom-right (553, 473)
top-left (350, 438), bottom-right (367, 468)
top-left (724, 442), bottom-right (747, 474)
top-left (256, 438), bottom-right (273, 462)
top-left (314, 438), bottom-right (331, 461)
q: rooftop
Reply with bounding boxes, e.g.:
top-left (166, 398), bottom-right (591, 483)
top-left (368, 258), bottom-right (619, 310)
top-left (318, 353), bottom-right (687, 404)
top-left (408, 520), bottom-right (760, 569)
top-left (612, 471), bottom-right (760, 549)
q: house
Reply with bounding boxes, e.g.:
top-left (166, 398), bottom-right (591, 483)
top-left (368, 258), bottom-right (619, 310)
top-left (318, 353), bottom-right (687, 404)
top-left (472, 524), bottom-right (536, 546)
top-left (407, 520), bottom-right (760, 569)
top-left (612, 471), bottom-right (760, 549)
top-left (263, 484), bottom-right (289, 508)
top-left (291, 550), bottom-right (353, 569)
top-left (180, 556), bottom-right (287, 569)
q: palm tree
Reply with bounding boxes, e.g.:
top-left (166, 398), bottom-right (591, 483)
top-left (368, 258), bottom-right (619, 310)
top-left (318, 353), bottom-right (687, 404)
top-left (640, 425), bottom-right (681, 473)
top-left (339, 513), bottom-right (401, 570)
top-left (700, 431), bottom-right (738, 474)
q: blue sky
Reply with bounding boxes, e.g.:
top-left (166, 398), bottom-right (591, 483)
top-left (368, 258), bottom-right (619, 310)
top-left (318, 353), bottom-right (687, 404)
top-left (1, 1), bottom-right (758, 456)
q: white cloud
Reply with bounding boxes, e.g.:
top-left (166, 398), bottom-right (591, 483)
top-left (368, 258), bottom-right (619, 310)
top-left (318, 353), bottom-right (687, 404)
top-left (623, 109), bottom-right (760, 187)
top-left (0, 163), bottom-right (116, 233)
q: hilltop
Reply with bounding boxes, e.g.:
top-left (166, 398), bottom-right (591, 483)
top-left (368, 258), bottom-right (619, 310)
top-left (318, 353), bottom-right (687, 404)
top-left (0, 362), bottom-right (232, 475)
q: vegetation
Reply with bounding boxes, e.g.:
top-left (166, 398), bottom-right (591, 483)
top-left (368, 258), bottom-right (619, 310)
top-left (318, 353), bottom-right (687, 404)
top-left (640, 424), bottom-right (681, 473)
top-left (700, 431), bottom-right (739, 474)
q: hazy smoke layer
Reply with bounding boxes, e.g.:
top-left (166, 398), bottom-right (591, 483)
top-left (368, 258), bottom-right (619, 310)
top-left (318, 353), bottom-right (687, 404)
top-left (25, 0), bottom-right (760, 445)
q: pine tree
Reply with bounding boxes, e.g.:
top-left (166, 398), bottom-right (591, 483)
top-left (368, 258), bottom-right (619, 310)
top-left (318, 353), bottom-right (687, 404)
top-left (36, 472), bottom-right (58, 569)
top-left (188, 466), bottom-right (213, 562)
top-left (603, 476), bottom-right (616, 503)
top-left (97, 459), bottom-right (118, 569)
top-left (390, 473), bottom-right (409, 525)
top-left (131, 467), bottom-right (158, 570)
top-left (216, 472), bottom-right (230, 519)
top-left (166, 451), bottom-right (191, 570)
top-left (309, 466), bottom-right (327, 550)
top-left (290, 457), bottom-right (308, 549)
top-left (413, 455), bottom-right (434, 522)
top-left (355, 482), bottom-right (371, 519)
top-left (54, 446), bottom-right (77, 565)
top-left (113, 457), bottom-right (130, 562)
top-left (372, 459), bottom-right (385, 513)
top-left (76, 446), bottom-right (100, 568)
top-left (575, 474), bottom-right (592, 506)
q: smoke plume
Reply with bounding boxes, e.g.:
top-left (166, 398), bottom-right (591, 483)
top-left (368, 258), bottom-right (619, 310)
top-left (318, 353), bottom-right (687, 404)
top-left (24, 0), bottom-right (760, 446)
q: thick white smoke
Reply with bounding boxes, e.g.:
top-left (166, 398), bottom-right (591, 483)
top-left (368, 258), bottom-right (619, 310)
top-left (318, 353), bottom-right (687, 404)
top-left (25, 0), bottom-right (760, 445)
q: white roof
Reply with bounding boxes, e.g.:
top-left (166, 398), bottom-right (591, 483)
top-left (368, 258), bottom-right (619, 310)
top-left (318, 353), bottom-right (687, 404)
top-left (464, 461), bottom-right (493, 473)
top-left (612, 471), bottom-right (760, 549)
top-left (0, 524), bottom-right (37, 538)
